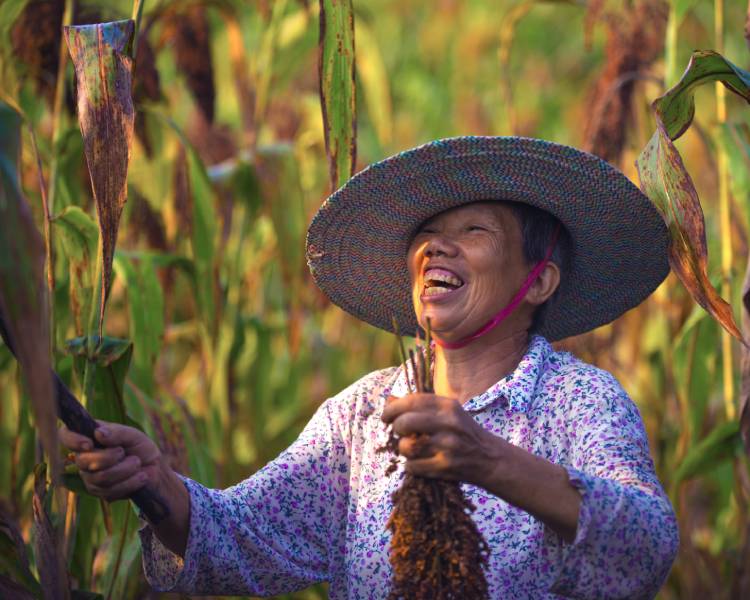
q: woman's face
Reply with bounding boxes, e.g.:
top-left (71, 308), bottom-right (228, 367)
top-left (407, 202), bottom-right (536, 343)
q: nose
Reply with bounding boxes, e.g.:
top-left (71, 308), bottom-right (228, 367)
top-left (423, 233), bottom-right (458, 258)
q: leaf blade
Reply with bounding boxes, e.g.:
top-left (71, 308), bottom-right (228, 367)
top-left (318, 0), bottom-right (356, 191)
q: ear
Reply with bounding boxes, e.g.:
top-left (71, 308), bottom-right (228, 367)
top-left (525, 261), bottom-right (560, 307)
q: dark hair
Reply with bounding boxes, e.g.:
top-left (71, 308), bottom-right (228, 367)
top-left (506, 202), bottom-right (572, 333)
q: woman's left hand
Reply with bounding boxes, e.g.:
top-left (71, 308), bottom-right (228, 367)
top-left (381, 392), bottom-right (504, 486)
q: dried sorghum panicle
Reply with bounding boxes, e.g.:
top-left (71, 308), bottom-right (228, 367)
top-left (383, 317), bottom-right (490, 599)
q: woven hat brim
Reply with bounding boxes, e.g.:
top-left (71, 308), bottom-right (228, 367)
top-left (306, 136), bottom-right (669, 342)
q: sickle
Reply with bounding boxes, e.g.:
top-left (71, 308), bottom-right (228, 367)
top-left (0, 311), bottom-right (169, 524)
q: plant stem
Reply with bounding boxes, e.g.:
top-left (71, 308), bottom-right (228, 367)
top-left (27, 125), bottom-right (55, 354)
top-left (392, 316), bottom-right (412, 393)
top-left (46, 0), bottom-right (74, 351)
top-left (48, 0), bottom-right (74, 216)
top-left (131, 0), bottom-right (146, 60)
top-left (665, 1), bottom-right (679, 88)
top-left (715, 0), bottom-right (735, 419)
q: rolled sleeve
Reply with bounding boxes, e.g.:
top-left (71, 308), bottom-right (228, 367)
top-left (139, 398), bottom-right (349, 596)
top-left (549, 369), bottom-right (679, 599)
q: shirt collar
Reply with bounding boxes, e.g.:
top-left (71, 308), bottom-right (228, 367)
top-left (386, 335), bottom-right (553, 414)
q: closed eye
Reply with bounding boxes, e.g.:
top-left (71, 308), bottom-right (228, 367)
top-left (467, 225), bottom-right (486, 231)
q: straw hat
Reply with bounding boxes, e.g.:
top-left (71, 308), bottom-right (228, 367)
top-left (305, 136), bottom-right (669, 342)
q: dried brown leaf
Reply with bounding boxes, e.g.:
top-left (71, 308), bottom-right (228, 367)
top-left (637, 125), bottom-right (743, 342)
top-left (64, 20), bottom-right (136, 333)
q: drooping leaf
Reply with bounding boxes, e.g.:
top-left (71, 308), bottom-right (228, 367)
top-left (673, 420), bottom-right (742, 485)
top-left (64, 20), bottom-right (136, 336)
top-left (52, 207), bottom-right (99, 336)
top-left (636, 50), bottom-right (750, 342)
top-left (652, 51), bottom-right (750, 140)
top-left (318, 0), bottom-right (356, 190)
top-left (0, 102), bottom-right (58, 480)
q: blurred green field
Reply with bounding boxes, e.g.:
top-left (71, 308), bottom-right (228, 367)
top-left (1, 0), bottom-right (750, 597)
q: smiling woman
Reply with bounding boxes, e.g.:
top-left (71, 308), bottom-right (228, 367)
top-left (61, 136), bottom-right (679, 599)
top-left (408, 201), bottom-right (567, 350)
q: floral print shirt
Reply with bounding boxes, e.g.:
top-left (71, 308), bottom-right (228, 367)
top-left (139, 335), bottom-right (678, 599)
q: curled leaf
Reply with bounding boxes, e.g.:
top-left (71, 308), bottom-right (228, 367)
top-left (636, 50), bottom-right (750, 343)
top-left (64, 20), bottom-right (135, 334)
top-left (318, 0), bottom-right (356, 190)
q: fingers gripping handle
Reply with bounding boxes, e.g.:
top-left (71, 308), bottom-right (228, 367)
top-left (0, 312), bottom-right (170, 524)
top-left (56, 377), bottom-right (171, 523)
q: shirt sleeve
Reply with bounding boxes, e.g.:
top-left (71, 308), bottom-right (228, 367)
top-left (548, 367), bottom-right (679, 600)
top-left (138, 396), bottom-right (349, 596)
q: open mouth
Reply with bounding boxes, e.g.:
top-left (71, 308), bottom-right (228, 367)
top-left (422, 268), bottom-right (465, 297)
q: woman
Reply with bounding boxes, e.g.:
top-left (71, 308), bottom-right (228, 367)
top-left (61, 137), bottom-right (679, 598)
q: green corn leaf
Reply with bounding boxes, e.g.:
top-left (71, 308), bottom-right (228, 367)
top-left (318, 0), bottom-right (356, 190)
top-left (652, 52), bottom-right (750, 140)
top-left (52, 206), bottom-right (99, 336)
top-left (95, 503), bottom-right (138, 600)
top-left (673, 420), bottom-right (742, 486)
top-left (64, 20), bottom-right (136, 337)
top-left (113, 253), bottom-right (164, 395)
top-left (65, 336), bottom-right (134, 425)
top-left (67, 494), bottom-right (100, 587)
top-left (0, 102), bottom-right (58, 481)
top-left (636, 50), bottom-right (750, 343)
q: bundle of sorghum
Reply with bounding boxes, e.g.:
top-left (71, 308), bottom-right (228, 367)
top-left (383, 319), bottom-right (489, 599)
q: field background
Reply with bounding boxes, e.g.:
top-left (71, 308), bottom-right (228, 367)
top-left (1, 0), bottom-right (750, 598)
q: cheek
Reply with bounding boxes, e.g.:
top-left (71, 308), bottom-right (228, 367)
top-left (406, 245), bottom-right (421, 284)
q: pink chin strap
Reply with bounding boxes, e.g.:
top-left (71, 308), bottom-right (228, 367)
top-left (433, 224), bottom-right (562, 350)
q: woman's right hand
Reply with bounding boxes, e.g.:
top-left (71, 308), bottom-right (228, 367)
top-left (60, 420), bottom-right (191, 556)
top-left (59, 421), bottom-right (164, 502)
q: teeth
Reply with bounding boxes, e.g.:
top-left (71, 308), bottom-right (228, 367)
top-left (423, 271), bottom-right (464, 287)
top-left (424, 286), bottom-right (453, 296)
top-left (429, 274), bottom-right (463, 286)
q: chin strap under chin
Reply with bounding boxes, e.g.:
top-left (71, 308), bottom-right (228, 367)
top-left (434, 224), bottom-right (562, 350)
